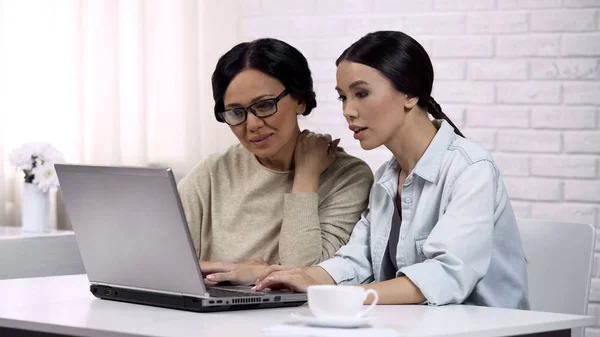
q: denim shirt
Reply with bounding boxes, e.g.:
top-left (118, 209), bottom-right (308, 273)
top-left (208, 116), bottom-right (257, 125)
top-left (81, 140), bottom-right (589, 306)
top-left (318, 120), bottom-right (530, 309)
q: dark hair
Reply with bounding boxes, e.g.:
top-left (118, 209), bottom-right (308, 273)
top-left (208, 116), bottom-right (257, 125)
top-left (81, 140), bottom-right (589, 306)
top-left (211, 38), bottom-right (317, 122)
top-left (336, 31), bottom-right (464, 137)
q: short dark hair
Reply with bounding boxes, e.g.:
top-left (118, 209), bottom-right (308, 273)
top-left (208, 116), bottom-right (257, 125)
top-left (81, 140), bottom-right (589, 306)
top-left (211, 38), bottom-right (317, 122)
top-left (337, 31), bottom-right (464, 137)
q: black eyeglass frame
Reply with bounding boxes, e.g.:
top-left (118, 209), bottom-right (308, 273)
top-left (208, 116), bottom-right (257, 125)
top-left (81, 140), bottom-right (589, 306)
top-left (216, 89), bottom-right (289, 125)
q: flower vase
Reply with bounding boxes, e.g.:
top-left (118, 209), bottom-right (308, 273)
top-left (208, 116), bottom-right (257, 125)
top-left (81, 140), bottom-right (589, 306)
top-left (21, 182), bottom-right (51, 233)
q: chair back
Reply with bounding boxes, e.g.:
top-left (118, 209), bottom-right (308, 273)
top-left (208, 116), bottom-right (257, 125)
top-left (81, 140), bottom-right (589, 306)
top-left (518, 218), bottom-right (595, 337)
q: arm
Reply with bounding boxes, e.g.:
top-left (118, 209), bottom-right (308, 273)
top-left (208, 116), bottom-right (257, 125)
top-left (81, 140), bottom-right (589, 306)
top-left (359, 277), bottom-right (425, 305)
top-left (177, 160), bottom-right (211, 260)
top-left (252, 204), bottom-right (377, 291)
top-left (399, 160), bottom-right (496, 306)
top-left (278, 160), bottom-right (373, 266)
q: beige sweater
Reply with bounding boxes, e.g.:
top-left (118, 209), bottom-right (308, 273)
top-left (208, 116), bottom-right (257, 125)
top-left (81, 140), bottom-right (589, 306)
top-left (177, 144), bottom-right (374, 267)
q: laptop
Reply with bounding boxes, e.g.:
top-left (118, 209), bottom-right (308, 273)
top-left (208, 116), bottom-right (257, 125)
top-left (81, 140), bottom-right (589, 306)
top-left (54, 164), bottom-right (307, 312)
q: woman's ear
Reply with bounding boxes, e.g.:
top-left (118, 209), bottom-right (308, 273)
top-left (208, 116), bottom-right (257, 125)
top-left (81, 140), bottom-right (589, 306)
top-left (404, 95), bottom-right (419, 110)
top-left (296, 100), bottom-right (307, 115)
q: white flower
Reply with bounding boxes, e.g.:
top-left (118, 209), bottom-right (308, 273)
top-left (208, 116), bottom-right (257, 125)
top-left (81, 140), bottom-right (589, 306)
top-left (8, 142), bottom-right (65, 189)
top-left (9, 143), bottom-right (65, 168)
top-left (31, 162), bottom-right (60, 193)
top-left (8, 143), bottom-right (35, 171)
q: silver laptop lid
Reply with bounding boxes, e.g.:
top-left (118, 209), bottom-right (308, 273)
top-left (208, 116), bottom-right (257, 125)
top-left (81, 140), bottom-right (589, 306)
top-left (55, 164), bottom-right (207, 297)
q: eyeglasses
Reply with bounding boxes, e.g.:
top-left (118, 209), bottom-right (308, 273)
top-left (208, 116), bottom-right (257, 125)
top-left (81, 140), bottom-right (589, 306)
top-left (217, 89), bottom-right (289, 126)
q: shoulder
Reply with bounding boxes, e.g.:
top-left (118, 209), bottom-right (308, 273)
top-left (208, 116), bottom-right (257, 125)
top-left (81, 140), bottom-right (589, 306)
top-left (326, 148), bottom-right (374, 182)
top-left (441, 135), bottom-right (499, 187)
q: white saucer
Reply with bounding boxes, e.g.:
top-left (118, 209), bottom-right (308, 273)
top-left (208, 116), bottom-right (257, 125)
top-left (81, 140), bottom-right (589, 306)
top-left (290, 312), bottom-right (373, 328)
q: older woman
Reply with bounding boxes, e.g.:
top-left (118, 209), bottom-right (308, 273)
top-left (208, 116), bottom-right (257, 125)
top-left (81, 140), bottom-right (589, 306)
top-left (178, 38), bottom-right (373, 268)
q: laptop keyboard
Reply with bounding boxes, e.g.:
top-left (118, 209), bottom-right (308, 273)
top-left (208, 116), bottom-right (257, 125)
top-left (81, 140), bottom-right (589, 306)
top-left (207, 288), bottom-right (262, 298)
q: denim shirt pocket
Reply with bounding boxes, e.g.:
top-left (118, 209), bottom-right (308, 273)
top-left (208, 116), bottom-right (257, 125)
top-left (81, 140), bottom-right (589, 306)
top-left (414, 233), bottom-right (430, 261)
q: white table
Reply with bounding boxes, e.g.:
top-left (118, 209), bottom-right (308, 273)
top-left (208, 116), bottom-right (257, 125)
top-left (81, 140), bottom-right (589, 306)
top-left (0, 274), bottom-right (594, 337)
top-left (0, 226), bottom-right (85, 280)
top-left (0, 225), bottom-right (74, 238)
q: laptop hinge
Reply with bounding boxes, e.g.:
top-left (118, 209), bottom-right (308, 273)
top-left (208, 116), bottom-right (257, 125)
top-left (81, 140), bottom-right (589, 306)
top-left (91, 281), bottom-right (209, 299)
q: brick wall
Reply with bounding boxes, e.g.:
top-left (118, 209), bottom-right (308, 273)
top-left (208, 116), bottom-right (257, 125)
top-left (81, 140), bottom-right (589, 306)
top-left (237, 0), bottom-right (600, 333)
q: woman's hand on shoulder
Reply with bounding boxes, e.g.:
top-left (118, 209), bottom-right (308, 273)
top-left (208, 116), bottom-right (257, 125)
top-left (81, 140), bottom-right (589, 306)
top-left (292, 130), bottom-right (340, 192)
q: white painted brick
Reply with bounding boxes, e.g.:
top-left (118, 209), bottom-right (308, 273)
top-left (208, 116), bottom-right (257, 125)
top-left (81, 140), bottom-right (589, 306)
top-left (408, 36), bottom-right (433, 55)
top-left (290, 16), bottom-right (346, 37)
top-left (433, 60), bottom-right (467, 80)
top-left (311, 103), bottom-right (348, 126)
top-left (503, 177), bottom-right (562, 201)
top-left (531, 107), bottom-right (597, 129)
top-left (403, 14), bottom-right (466, 35)
top-left (466, 106), bottom-right (529, 128)
top-left (497, 130), bottom-right (562, 153)
top-left (238, 0), bottom-right (262, 17)
top-left (531, 58), bottom-right (600, 80)
top-left (590, 278), bottom-right (600, 302)
top-left (498, 0), bottom-right (562, 9)
top-left (314, 81), bottom-right (339, 103)
top-left (290, 39), bottom-right (316, 59)
top-left (511, 201), bottom-right (532, 218)
top-left (314, 37), bottom-right (356, 59)
top-left (531, 10), bottom-right (597, 32)
top-left (562, 33), bottom-right (600, 56)
top-left (433, 82), bottom-right (495, 104)
top-left (564, 131), bottom-right (600, 154)
top-left (310, 60), bottom-right (337, 81)
top-left (439, 104), bottom-right (466, 128)
top-left (316, 0), bottom-right (373, 14)
top-left (497, 82), bottom-right (561, 104)
top-left (468, 60), bottom-right (528, 80)
top-left (594, 255), bottom-right (600, 277)
top-left (496, 35), bottom-right (560, 57)
top-left (563, 0), bottom-right (600, 8)
top-left (461, 128), bottom-right (496, 151)
top-left (260, 0), bottom-right (315, 15)
top-left (433, 0), bottom-right (496, 10)
top-left (565, 180), bottom-right (600, 202)
top-left (373, 0), bottom-right (432, 13)
top-left (466, 12), bottom-right (529, 34)
top-left (564, 82), bottom-right (600, 105)
top-left (431, 37), bottom-right (494, 57)
top-left (239, 17), bottom-right (291, 40)
top-left (493, 153), bottom-right (530, 176)
top-left (345, 16), bottom-right (403, 37)
top-left (531, 203), bottom-right (598, 225)
top-left (305, 103), bottom-right (346, 124)
top-left (532, 155), bottom-right (597, 178)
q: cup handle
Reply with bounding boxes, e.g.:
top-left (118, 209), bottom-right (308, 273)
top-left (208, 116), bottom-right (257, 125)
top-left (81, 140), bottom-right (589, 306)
top-left (357, 289), bottom-right (378, 318)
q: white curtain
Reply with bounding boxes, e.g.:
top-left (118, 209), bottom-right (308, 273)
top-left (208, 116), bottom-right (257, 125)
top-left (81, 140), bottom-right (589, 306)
top-left (0, 0), bottom-right (239, 229)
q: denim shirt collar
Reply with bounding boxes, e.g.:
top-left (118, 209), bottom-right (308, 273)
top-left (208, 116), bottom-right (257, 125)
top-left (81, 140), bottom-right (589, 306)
top-left (377, 120), bottom-right (456, 185)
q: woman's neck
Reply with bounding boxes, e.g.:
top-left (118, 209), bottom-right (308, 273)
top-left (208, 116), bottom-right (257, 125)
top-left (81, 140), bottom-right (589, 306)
top-left (257, 126), bottom-right (301, 171)
top-left (386, 115), bottom-right (438, 175)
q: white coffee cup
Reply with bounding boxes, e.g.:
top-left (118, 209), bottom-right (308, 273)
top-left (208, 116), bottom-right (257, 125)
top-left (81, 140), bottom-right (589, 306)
top-left (307, 285), bottom-right (379, 319)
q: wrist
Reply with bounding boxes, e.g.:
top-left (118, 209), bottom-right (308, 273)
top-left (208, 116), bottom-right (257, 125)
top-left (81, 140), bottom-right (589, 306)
top-left (292, 173), bottom-right (319, 193)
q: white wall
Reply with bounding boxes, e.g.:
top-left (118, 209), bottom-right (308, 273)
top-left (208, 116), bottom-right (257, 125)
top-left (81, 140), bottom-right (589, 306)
top-left (237, 0), bottom-right (600, 334)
